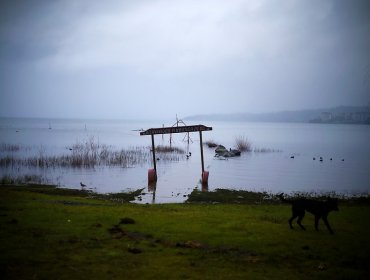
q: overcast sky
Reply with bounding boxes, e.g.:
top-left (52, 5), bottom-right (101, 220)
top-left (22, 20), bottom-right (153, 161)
top-left (1, 0), bottom-right (369, 120)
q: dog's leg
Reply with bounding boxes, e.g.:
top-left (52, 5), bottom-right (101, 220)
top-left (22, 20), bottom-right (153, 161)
top-left (322, 216), bottom-right (334, 234)
top-left (288, 215), bottom-right (297, 229)
top-left (297, 212), bottom-right (306, 231)
top-left (289, 207), bottom-right (301, 229)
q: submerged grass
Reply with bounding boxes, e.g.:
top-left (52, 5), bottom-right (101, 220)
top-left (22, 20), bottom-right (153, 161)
top-left (155, 145), bottom-right (185, 154)
top-left (0, 146), bottom-right (150, 168)
top-left (204, 137), bottom-right (280, 153)
top-left (0, 144), bottom-right (23, 152)
top-left (0, 139), bottom-right (184, 169)
top-left (0, 174), bottom-right (44, 185)
top-left (253, 147), bottom-right (282, 153)
top-left (187, 188), bottom-right (272, 204)
top-left (234, 135), bottom-right (252, 152)
top-left (204, 140), bottom-right (218, 148)
top-left (1, 184), bottom-right (369, 279)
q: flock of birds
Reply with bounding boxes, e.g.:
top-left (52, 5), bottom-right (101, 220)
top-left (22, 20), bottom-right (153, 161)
top-left (290, 155), bottom-right (344, 162)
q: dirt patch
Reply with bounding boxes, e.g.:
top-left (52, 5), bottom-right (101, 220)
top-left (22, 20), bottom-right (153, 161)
top-left (107, 219), bottom-right (259, 260)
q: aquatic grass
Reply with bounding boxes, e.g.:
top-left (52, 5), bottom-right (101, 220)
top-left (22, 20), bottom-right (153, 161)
top-left (0, 143), bottom-right (22, 152)
top-left (0, 149), bottom-right (149, 168)
top-left (187, 188), bottom-right (272, 204)
top-left (228, 140), bottom-right (282, 154)
top-left (0, 174), bottom-right (44, 185)
top-left (234, 135), bottom-right (252, 152)
top-left (107, 147), bottom-right (150, 167)
top-left (204, 140), bottom-right (218, 148)
top-left (0, 155), bottom-right (15, 166)
top-left (155, 145), bottom-right (185, 154)
top-left (0, 143), bottom-right (32, 155)
top-left (253, 147), bottom-right (282, 153)
top-left (0, 140), bottom-right (185, 169)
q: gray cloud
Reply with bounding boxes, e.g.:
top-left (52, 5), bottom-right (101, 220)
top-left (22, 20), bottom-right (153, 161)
top-left (1, 0), bottom-right (369, 120)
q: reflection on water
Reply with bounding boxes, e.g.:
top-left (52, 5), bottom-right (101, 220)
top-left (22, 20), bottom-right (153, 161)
top-left (1, 118), bottom-right (370, 202)
top-left (202, 182), bottom-right (209, 192)
top-left (147, 181), bottom-right (157, 204)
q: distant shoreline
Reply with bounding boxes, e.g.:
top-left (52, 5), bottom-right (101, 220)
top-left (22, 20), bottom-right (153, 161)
top-left (185, 105), bottom-right (370, 125)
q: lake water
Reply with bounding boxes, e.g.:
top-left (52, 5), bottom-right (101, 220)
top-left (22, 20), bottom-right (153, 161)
top-left (1, 118), bottom-right (369, 203)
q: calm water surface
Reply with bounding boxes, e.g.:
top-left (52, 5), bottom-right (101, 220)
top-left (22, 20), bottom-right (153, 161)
top-left (1, 118), bottom-right (369, 203)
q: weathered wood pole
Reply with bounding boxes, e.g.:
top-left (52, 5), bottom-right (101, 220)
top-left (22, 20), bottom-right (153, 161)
top-left (151, 134), bottom-right (157, 181)
top-left (199, 130), bottom-right (204, 174)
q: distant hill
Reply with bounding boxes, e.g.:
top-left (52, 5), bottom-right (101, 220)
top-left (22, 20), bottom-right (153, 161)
top-left (184, 106), bottom-right (370, 124)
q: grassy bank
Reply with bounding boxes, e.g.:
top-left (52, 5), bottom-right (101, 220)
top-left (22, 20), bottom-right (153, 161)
top-left (1, 185), bottom-right (369, 279)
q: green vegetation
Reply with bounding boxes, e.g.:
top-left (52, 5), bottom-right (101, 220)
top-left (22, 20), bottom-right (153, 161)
top-left (0, 139), bottom-right (185, 169)
top-left (204, 140), bottom-right (218, 148)
top-left (0, 174), bottom-right (44, 185)
top-left (253, 147), bottom-right (282, 153)
top-left (204, 139), bottom-right (280, 153)
top-left (155, 145), bottom-right (185, 154)
top-left (187, 188), bottom-right (272, 204)
top-left (1, 184), bottom-right (369, 279)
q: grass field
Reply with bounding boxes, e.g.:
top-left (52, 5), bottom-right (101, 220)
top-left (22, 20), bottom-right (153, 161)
top-left (0, 185), bottom-right (369, 279)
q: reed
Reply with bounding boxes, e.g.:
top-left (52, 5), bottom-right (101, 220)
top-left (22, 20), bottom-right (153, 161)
top-left (0, 144), bottom-right (19, 152)
top-left (108, 147), bottom-right (150, 167)
top-left (204, 140), bottom-right (218, 148)
top-left (0, 143), bottom-right (28, 152)
top-left (234, 135), bottom-right (252, 152)
top-left (0, 174), bottom-right (44, 185)
top-left (155, 145), bottom-right (185, 154)
top-left (253, 147), bottom-right (282, 153)
top-left (0, 140), bottom-right (185, 168)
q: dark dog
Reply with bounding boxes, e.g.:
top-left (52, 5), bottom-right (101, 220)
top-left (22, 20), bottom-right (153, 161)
top-left (279, 194), bottom-right (338, 234)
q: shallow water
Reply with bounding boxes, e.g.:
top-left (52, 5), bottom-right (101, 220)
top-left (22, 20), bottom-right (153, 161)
top-left (1, 118), bottom-right (369, 202)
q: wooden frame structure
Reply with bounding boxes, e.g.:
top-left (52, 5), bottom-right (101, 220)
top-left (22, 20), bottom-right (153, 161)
top-left (140, 124), bottom-right (212, 183)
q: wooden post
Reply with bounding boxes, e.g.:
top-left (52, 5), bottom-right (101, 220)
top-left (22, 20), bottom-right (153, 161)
top-left (199, 130), bottom-right (204, 174)
top-left (141, 124), bottom-right (212, 184)
top-left (151, 134), bottom-right (157, 179)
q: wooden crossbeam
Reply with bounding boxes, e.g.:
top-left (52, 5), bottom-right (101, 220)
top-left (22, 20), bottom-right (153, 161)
top-left (140, 125), bottom-right (212, 136)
